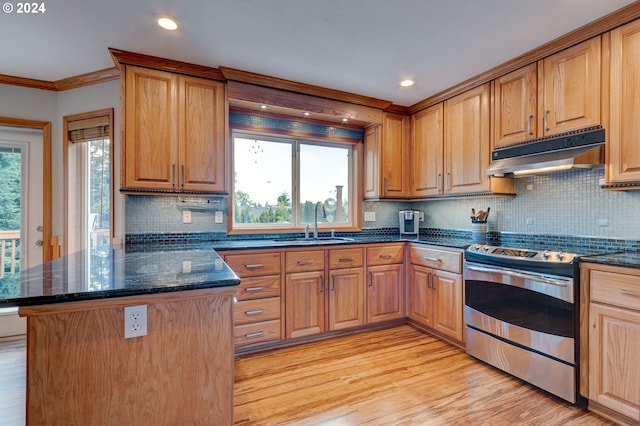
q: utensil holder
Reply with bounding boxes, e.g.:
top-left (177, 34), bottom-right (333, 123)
top-left (471, 222), bottom-right (487, 244)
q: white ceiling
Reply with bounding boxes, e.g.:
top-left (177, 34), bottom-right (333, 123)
top-left (1, 0), bottom-right (636, 106)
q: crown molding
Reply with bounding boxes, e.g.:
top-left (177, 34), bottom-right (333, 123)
top-left (0, 68), bottom-right (119, 92)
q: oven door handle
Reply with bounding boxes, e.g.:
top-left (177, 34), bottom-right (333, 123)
top-left (465, 265), bottom-right (569, 287)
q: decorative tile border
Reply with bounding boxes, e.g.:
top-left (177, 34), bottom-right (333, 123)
top-left (125, 227), bottom-right (637, 255)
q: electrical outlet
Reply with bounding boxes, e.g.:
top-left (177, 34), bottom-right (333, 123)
top-left (526, 218), bottom-right (534, 225)
top-left (182, 260), bottom-right (192, 273)
top-left (364, 211), bottom-right (376, 222)
top-left (214, 210), bottom-right (224, 224)
top-left (183, 210), bottom-right (192, 224)
top-left (124, 305), bottom-right (147, 339)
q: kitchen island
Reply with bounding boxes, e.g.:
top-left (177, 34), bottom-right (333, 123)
top-left (0, 244), bottom-right (240, 426)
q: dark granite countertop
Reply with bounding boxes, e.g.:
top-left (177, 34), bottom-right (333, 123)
top-left (579, 251), bottom-right (640, 269)
top-left (208, 236), bottom-right (471, 251)
top-left (0, 245), bottom-right (240, 307)
top-left (0, 235), bottom-right (472, 308)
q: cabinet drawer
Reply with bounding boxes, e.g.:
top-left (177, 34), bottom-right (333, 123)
top-left (366, 244), bottom-right (404, 265)
top-left (329, 247), bottom-right (364, 269)
top-left (590, 270), bottom-right (640, 311)
top-left (224, 252), bottom-right (281, 277)
top-left (235, 275), bottom-right (281, 301)
top-left (409, 246), bottom-right (461, 273)
top-left (286, 250), bottom-right (325, 272)
top-left (234, 319), bottom-right (281, 346)
top-left (234, 297), bottom-right (281, 325)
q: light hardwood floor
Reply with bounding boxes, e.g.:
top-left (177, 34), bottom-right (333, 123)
top-left (0, 326), bottom-right (615, 425)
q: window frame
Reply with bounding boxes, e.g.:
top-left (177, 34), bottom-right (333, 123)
top-left (229, 129), bottom-right (362, 234)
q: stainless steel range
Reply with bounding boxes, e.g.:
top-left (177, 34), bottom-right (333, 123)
top-left (464, 244), bottom-right (582, 404)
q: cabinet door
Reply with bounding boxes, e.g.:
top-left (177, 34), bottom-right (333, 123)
top-left (444, 84), bottom-right (491, 195)
top-left (589, 303), bottom-right (640, 420)
top-left (493, 64), bottom-right (537, 148)
top-left (540, 37), bottom-right (601, 136)
top-left (367, 264), bottom-right (404, 323)
top-left (329, 267), bottom-right (364, 331)
top-left (608, 20), bottom-right (640, 183)
top-left (407, 264), bottom-right (433, 327)
top-left (285, 271), bottom-right (326, 338)
top-left (432, 270), bottom-right (463, 342)
top-left (381, 112), bottom-right (409, 198)
top-left (411, 104), bottom-right (444, 197)
top-left (363, 125), bottom-right (380, 199)
top-left (124, 66), bottom-right (178, 190)
top-left (179, 76), bottom-right (226, 192)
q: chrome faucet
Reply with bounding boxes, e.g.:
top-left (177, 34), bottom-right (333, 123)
top-left (314, 201), bottom-right (326, 238)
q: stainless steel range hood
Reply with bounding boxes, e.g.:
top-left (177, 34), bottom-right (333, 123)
top-left (486, 126), bottom-right (605, 176)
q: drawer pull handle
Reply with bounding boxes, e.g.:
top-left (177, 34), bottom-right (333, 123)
top-left (339, 257), bottom-right (355, 262)
top-left (379, 254), bottom-right (393, 259)
top-left (297, 260), bottom-right (314, 265)
top-left (244, 263), bottom-right (264, 270)
top-left (423, 256), bottom-right (441, 262)
top-left (245, 286), bottom-right (265, 292)
top-left (619, 289), bottom-right (640, 298)
top-left (244, 331), bottom-right (264, 338)
top-left (244, 309), bottom-right (264, 316)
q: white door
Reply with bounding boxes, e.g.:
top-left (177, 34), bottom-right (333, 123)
top-left (0, 126), bottom-right (43, 336)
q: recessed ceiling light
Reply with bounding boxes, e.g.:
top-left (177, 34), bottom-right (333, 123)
top-left (157, 16), bottom-right (178, 31)
top-left (303, 112), bottom-right (311, 116)
top-left (341, 118), bottom-right (348, 123)
top-left (400, 79), bottom-right (415, 87)
top-left (260, 104), bottom-right (268, 109)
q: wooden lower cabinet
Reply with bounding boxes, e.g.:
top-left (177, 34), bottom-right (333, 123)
top-left (366, 264), bottom-right (405, 323)
top-left (222, 250), bottom-right (283, 347)
top-left (581, 263), bottom-right (640, 424)
top-left (408, 264), bottom-right (463, 342)
top-left (19, 289), bottom-right (235, 425)
top-left (285, 270), bottom-right (326, 338)
top-left (329, 267), bottom-right (365, 330)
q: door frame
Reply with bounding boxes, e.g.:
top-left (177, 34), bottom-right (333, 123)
top-left (0, 117), bottom-right (52, 263)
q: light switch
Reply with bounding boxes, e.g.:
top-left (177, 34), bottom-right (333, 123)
top-left (183, 210), bottom-right (192, 223)
top-left (364, 212), bottom-right (376, 222)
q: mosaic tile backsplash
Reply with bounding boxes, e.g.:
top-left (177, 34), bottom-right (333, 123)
top-left (126, 168), bottom-right (640, 246)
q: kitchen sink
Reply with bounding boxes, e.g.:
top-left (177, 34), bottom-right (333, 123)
top-left (273, 237), bottom-right (355, 245)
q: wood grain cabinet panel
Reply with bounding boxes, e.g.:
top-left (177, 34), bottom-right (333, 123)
top-left (607, 20), bottom-right (640, 184)
top-left (411, 103), bottom-right (444, 197)
top-left (407, 245), bottom-right (463, 343)
top-left (366, 263), bottom-right (404, 323)
top-left (122, 65), bottom-right (226, 193)
top-left (582, 263), bottom-right (640, 424)
top-left (364, 113), bottom-right (410, 199)
top-left (285, 270), bottom-right (326, 338)
top-left (444, 84), bottom-right (492, 195)
top-left (124, 66), bottom-right (178, 190)
top-left (539, 37), bottom-right (601, 136)
top-left (222, 250), bottom-right (283, 348)
top-left (329, 267), bottom-right (365, 330)
top-left (493, 63), bottom-right (538, 148)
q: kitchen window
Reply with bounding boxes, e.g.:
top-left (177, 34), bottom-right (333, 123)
top-left (231, 131), bottom-right (361, 232)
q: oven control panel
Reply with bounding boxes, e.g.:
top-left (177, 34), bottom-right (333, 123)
top-left (467, 244), bottom-right (577, 264)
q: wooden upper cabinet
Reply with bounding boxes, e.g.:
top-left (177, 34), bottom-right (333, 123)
top-left (493, 63), bottom-right (537, 148)
top-left (124, 66), bottom-right (179, 191)
top-left (607, 20), bottom-right (640, 184)
top-left (122, 65), bottom-right (227, 193)
top-left (444, 84), bottom-right (491, 195)
top-left (539, 37), bottom-right (601, 136)
top-left (363, 125), bottom-right (380, 199)
top-left (381, 112), bottom-right (410, 198)
top-left (363, 113), bottom-right (410, 199)
top-left (411, 103), bottom-right (444, 197)
top-left (179, 75), bottom-right (226, 192)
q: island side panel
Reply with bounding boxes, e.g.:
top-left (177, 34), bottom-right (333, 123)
top-left (20, 288), bottom-right (235, 426)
